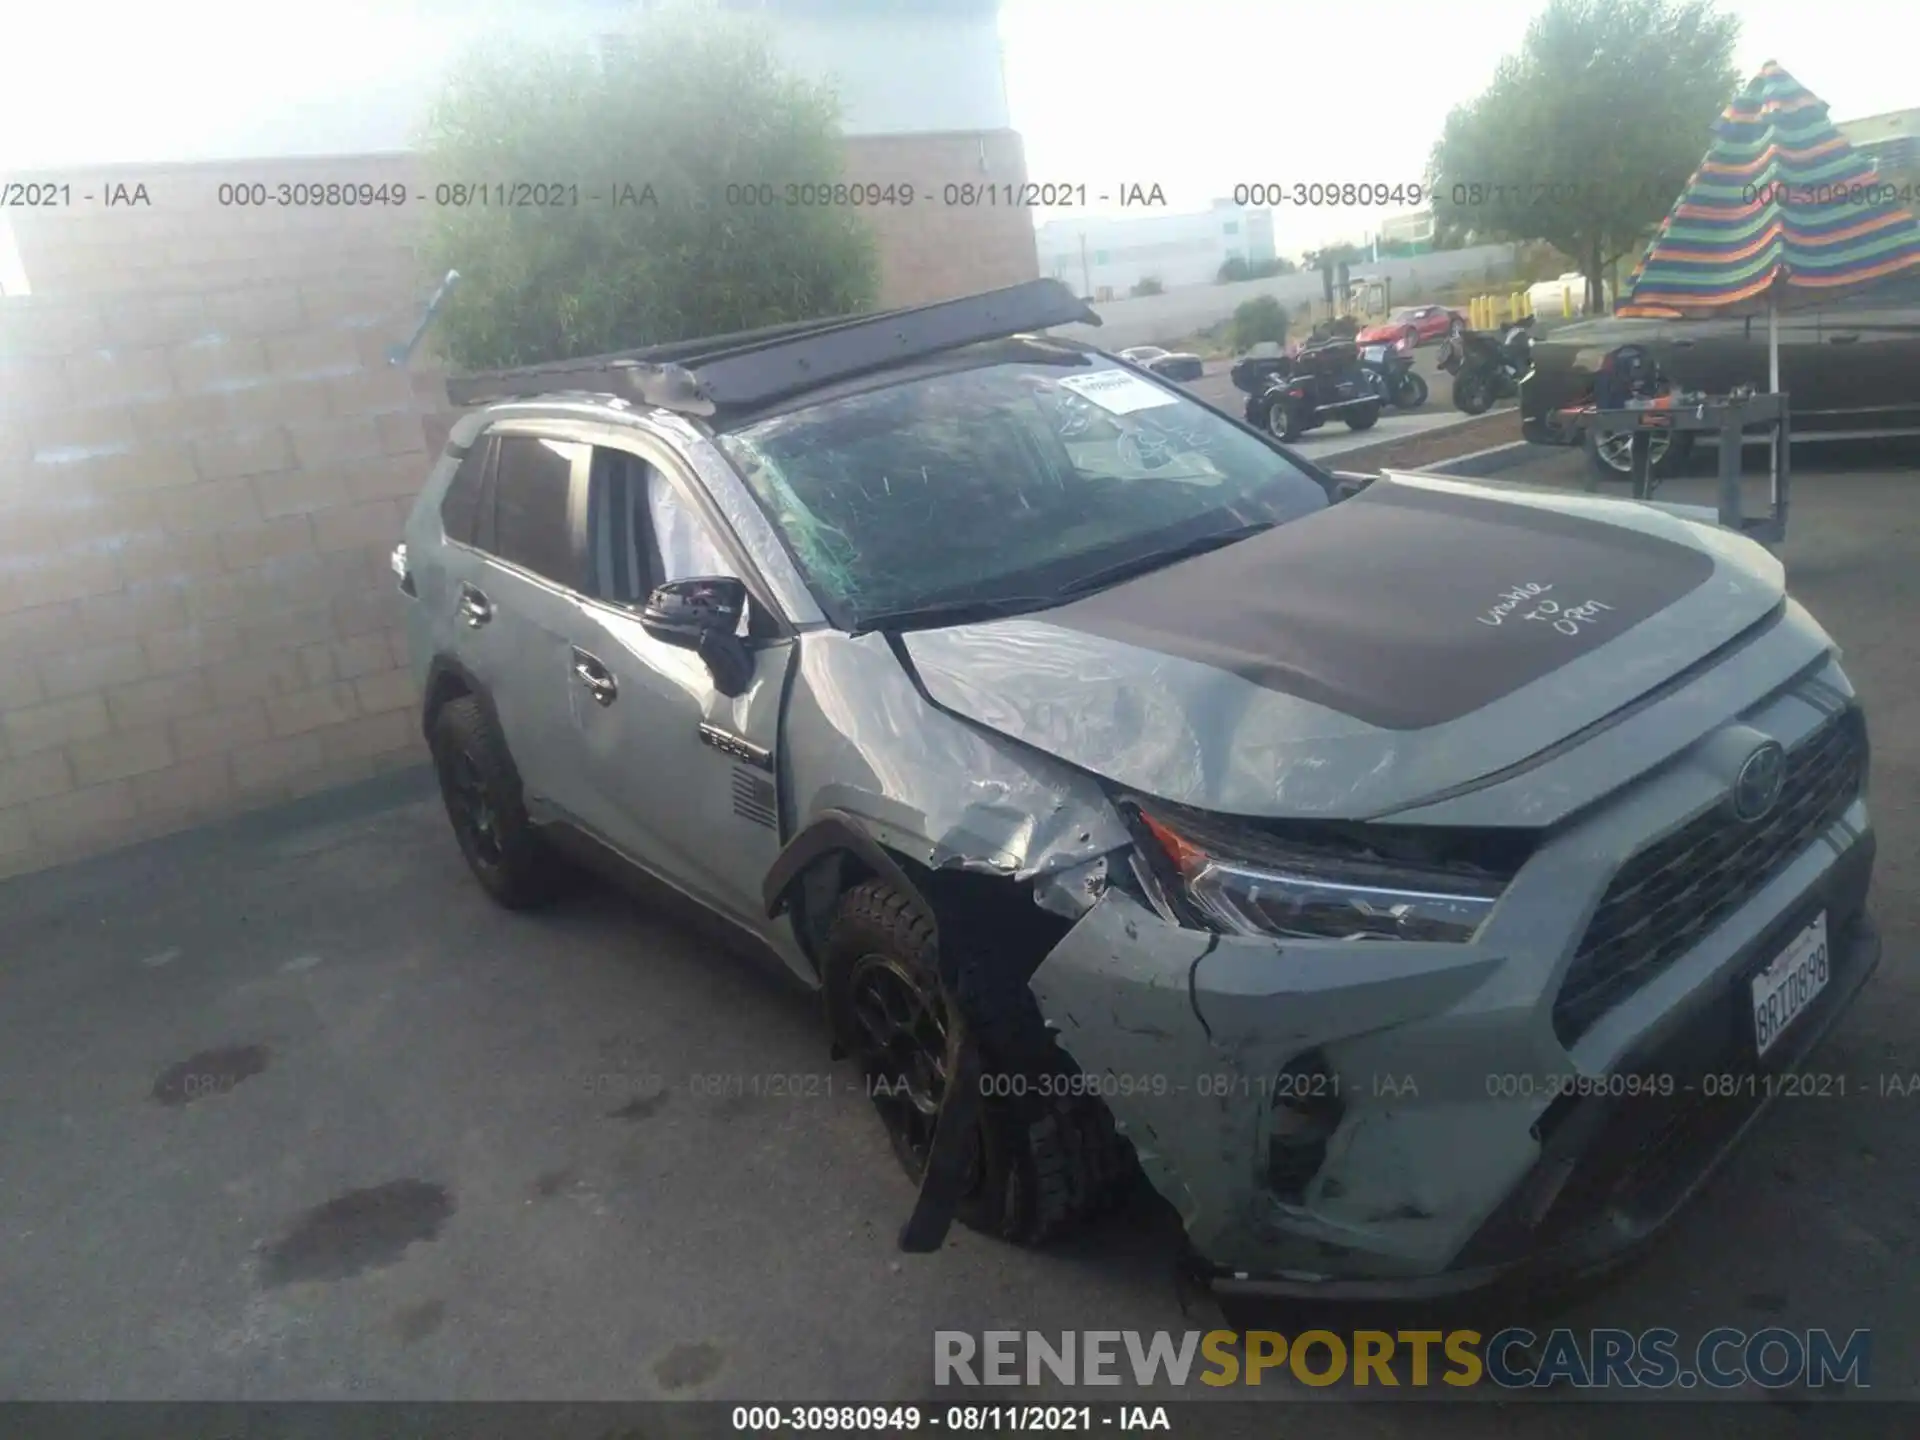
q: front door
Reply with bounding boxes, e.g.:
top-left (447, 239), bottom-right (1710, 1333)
top-left (559, 443), bottom-right (795, 936)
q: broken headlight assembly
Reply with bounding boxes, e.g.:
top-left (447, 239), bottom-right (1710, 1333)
top-left (1128, 802), bottom-right (1532, 944)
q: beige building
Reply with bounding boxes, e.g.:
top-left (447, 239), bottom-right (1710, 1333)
top-left (0, 1), bottom-right (1039, 879)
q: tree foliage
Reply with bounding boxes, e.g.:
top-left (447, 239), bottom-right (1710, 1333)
top-left (1229, 295), bottom-right (1289, 350)
top-left (1428, 0), bottom-right (1741, 311)
top-left (416, 0), bottom-right (880, 370)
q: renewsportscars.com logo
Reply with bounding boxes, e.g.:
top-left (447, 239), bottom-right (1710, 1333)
top-left (934, 1328), bottom-right (1872, 1390)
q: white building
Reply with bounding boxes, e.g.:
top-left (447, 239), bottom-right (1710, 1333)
top-left (1035, 201), bottom-right (1278, 298)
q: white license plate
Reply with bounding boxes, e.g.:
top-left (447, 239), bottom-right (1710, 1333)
top-left (1751, 911), bottom-right (1829, 1058)
top-left (1361, 345), bottom-right (1387, 361)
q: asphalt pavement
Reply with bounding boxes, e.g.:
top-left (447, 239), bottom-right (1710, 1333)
top-left (0, 444), bottom-right (1914, 1424)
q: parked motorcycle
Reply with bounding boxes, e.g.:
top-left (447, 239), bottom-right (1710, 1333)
top-left (1357, 338), bottom-right (1428, 409)
top-left (1240, 336), bottom-right (1382, 442)
top-left (1439, 315), bottom-right (1534, 415)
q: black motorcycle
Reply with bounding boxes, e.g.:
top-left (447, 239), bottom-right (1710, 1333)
top-left (1237, 336), bottom-right (1382, 442)
top-left (1439, 315), bottom-right (1534, 415)
top-left (1356, 339), bottom-right (1428, 409)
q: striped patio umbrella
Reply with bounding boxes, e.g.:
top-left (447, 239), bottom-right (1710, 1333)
top-left (1618, 61), bottom-right (1920, 397)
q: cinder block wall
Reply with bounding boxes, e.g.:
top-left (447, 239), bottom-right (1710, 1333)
top-left (0, 137), bottom-right (1038, 878)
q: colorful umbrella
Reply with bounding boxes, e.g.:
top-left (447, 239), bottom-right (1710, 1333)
top-left (1618, 60), bottom-right (1920, 399)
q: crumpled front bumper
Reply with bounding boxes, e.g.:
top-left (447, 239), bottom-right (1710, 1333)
top-left (1026, 800), bottom-right (1879, 1300)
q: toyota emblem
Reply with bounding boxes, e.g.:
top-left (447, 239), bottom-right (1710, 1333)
top-left (1732, 740), bottom-right (1786, 822)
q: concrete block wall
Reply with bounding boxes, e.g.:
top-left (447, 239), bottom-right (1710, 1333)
top-left (0, 137), bottom-right (1039, 878)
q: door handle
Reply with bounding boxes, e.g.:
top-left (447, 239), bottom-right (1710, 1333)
top-left (571, 648), bottom-right (618, 706)
top-left (457, 585), bottom-right (493, 628)
top-left (1827, 333), bottom-right (1860, 344)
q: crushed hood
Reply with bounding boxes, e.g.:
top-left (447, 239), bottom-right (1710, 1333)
top-left (898, 473), bottom-right (1786, 819)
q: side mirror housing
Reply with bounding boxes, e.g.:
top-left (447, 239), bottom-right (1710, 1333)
top-left (640, 577), bottom-right (753, 697)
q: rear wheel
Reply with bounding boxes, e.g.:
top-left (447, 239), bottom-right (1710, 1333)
top-left (822, 880), bottom-right (1136, 1245)
top-left (1453, 369), bottom-right (1495, 415)
top-left (1344, 402), bottom-right (1381, 431)
top-left (1585, 428), bottom-right (1694, 482)
top-left (1266, 396), bottom-right (1302, 442)
top-left (430, 696), bottom-right (563, 909)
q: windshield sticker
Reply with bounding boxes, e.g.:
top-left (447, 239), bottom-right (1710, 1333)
top-left (1476, 582), bottom-right (1617, 637)
top-left (1057, 368), bottom-right (1181, 415)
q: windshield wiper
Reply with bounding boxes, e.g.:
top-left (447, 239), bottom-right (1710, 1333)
top-left (847, 594), bottom-right (1069, 637)
top-left (1057, 520), bottom-right (1279, 597)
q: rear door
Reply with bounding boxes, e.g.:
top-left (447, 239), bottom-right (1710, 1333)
top-left (468, 428), bottom-right (595, 815)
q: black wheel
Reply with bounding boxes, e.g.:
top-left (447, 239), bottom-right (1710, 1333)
top-left (1396, 371), bottom-right (1429, 408)
top-left (822, 880), bottom-right (1136, 1245)
top-left (429, 696), bottom-right (563, 909)
top-left (1344, 402), bottom-right (1381, 431)
top-left (1266, 397), bottom-right (1302, 442)
top-left (1453, 370), bottom-right (1494, 415)
top-left (1585, 428), bottom-right (1695, 483)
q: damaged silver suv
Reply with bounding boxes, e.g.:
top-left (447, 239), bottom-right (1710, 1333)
top-left (396, 280), bottom-right (1878, 1300)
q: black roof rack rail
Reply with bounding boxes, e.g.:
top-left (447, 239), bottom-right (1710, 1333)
top-left (443, 278), bottom-right (1101, 415)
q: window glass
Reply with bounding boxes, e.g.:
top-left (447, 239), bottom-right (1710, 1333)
top-left (438, 439), bottom-right (490, 545)
top-left (491, 436), bottom-right (584, 585)
top-left (718, 355), bottom-right (1329, 629)
top-left (648, 468), bottom-right (737, 584)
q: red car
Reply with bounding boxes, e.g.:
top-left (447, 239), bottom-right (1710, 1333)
top-left (1357, 304), bottom-right (1467, 350)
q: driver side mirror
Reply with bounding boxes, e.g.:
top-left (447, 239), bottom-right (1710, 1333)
top-left (640, 576), bottom-right (754, 697)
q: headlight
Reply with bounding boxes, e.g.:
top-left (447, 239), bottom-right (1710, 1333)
top-left (1134, 806), bottom-right (1516, 944)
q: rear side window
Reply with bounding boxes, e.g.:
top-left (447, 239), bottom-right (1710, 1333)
top-left (492, 435), bottom-right (586, 587)
top-left (438, 439), bottom-right (491, 544)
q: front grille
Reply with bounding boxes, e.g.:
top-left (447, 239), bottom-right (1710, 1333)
top-left (1553, 707), bottom-right (1867, 1043)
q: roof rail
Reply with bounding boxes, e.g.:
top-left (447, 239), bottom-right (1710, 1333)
top-left (443, 278), bottom-right (1102, 415)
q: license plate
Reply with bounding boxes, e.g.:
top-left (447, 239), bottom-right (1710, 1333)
top-left (1751, 912), bottom-right (1829, 1059)
top-left (1362, 345), bottom-right (1386, 361)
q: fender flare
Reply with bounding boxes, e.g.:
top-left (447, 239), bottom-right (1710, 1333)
top-left (761, 809), bottom-right (936, 942)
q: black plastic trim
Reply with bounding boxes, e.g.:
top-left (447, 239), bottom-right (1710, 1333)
top-left (761, 808), bottom-right (936, 940)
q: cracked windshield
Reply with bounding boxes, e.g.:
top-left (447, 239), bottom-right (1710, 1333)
top-left (719, 353), bottom-right (1328, 625)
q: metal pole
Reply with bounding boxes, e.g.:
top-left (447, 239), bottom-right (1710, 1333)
top-left (1767, 301), bottom-right (1782, 521)
top-left (1080, 234), bottom-right (1091, 298)
top-left (1718, 401), bottom-right (1745, 530)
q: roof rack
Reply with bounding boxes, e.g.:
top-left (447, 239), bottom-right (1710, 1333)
top-left (442, 278), bottom-right (1102, 415)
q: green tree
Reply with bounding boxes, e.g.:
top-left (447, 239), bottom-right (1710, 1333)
top-left (1229, 295), bottom-right (1289, 350)
top-left (416, 0), bottom-right (880, 370)
top-left (1428, 0), bottom-right (1740, 314)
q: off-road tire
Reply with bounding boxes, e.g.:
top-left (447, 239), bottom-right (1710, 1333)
top-left (823, 879), bottom-right (1137, 1245)
top-left (430, 696), bottom-right (564, 910)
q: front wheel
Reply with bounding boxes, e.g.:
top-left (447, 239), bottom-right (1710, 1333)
top-left (1453, 369), bottom-right (1495, 415)
top-left (821, 880), bottom-right (1135, 1246)
top-left (1394, 371), bottom-right (1429, 408)
top-left (1344, 402), bottom-right (1381, 431)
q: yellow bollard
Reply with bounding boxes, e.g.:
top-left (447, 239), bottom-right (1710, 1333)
top-left (1513, 291), bottom-right (1526, 318)
top-left (1563, 285), bottom-right (1573, 317)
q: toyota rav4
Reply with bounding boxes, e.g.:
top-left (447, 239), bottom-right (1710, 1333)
top-left (394, 279), bottom-right (1878, 1299)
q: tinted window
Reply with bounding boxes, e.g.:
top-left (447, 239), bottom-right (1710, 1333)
top-left (718, 355), bottom-right (1329, 628)
top-left (491, 436), bottom-right (584, 586)
top-left (438, 440), bottom-right (490, 544)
